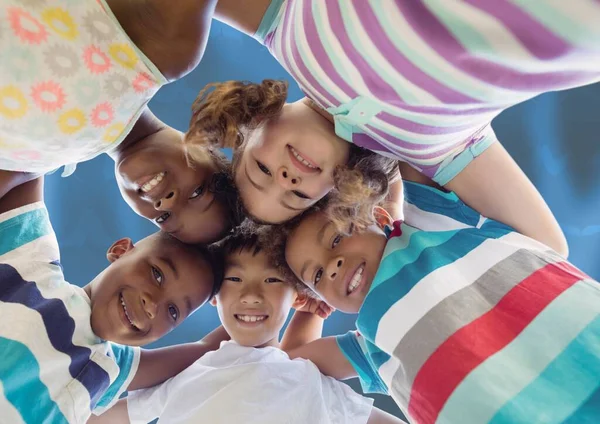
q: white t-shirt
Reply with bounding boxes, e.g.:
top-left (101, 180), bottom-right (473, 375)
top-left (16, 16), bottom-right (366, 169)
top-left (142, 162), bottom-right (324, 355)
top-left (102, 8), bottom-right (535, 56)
top-left (127, 341), bottom-right (373, 424)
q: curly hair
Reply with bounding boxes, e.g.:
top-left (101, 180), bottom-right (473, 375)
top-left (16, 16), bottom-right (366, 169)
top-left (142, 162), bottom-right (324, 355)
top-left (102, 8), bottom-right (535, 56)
top-left (183, 79), bottom-right (399, 232)
top-left (209, 220), bottom-right (313, 297)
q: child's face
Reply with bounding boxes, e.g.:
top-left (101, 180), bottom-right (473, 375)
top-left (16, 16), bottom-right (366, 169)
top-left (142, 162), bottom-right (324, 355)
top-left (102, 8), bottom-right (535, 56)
top-left (212, 250), bottom-right (296, 348)
top-left (87, 233), bottom-right (215, 346)
top-left (115, 128), bottom-right (231, 244)
top-left (285, 212), bottom-right (388, 313)
top-left (235, 102), bottom-right (349, 223)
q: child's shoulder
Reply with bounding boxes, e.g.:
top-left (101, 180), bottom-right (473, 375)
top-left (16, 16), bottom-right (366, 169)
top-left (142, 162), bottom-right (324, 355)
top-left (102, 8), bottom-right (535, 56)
top-left (0, 202), bottom-right (57, 258)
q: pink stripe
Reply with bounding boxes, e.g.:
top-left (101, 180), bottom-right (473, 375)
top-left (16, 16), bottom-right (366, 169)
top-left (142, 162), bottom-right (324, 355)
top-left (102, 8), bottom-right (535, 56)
top-left (465, 0), bottom-right (571, 60)
top-left (276, 0), bottom-right (335, 107)
top-left (378, 111), bottom-right (477, 135)
top-left (325, 0), bottom-right (404, 102)
top-left (352, 0), bottom-right (477, 104)
top-left (397, 0), bottom-right (599, 91)
top-left (301, 1), bottom-right (358, 99)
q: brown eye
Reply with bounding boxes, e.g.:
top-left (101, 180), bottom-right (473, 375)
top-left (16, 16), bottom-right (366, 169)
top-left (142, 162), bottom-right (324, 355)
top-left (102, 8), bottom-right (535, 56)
top-left (314, 269), bottom-right (323, 286)
top-left (332, 235), bottom-right (343, 248)
top-left (168, 305), bottom-right (179, 321)
top-left (256, 161), bottom-right (271, 176)
top-left (189, 184), bottom-right (205, 199)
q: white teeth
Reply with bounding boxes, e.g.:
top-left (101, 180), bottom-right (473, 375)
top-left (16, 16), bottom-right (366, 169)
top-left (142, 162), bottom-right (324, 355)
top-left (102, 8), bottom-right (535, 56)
top-left (120, 294), bottom-right (136, 328)
top-left (236, 314), bottom-right (267, 323)
top-left (290, 147), bottom-right (317, 169)
top-left (141, 172), bottom-right (165, 193)
top-left (348, 265), bottom-right (365, 294)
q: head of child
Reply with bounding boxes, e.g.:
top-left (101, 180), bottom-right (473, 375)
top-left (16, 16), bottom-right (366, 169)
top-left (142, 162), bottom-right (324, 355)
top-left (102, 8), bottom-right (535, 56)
top-left (184, 79), bottom-right (398, 228)
top-left (273, 207), bottom-right (392, 314)
top-left (112, 125), bottom-right (240, 244)
top-left (84, 231), bottom-right (223, 347)
top-left (209, 226), bottom-right (310, 348)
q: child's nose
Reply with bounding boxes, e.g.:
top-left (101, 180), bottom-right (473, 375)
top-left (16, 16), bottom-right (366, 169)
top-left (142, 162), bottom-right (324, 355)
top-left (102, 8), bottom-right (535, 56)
top-left (276, 166), bottom-right (301, 190)
top-left (141, 293), bottom-right (158, 319)
top-left (326, 256), bottom-right (344, 280)
top-left (154, 189), bottom-right (178, 211)
top-left (240, 288), bottom-right (263, 305)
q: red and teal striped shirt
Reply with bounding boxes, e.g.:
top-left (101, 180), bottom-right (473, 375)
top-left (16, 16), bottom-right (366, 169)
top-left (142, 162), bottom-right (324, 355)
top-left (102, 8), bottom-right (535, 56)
top-left (255, 0), bottom-right (600, 184)
top-left (337, 182), bottom-right (600, 424)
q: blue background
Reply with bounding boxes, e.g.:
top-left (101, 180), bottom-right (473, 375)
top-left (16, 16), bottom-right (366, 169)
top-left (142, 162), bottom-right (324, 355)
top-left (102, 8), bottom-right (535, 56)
top-left (44, 21), bottom-right (600, 418)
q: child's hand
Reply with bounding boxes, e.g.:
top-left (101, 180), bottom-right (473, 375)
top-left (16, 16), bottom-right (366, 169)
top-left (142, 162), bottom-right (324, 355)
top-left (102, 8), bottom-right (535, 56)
top-left (294, 296), bottom-right (334, 319)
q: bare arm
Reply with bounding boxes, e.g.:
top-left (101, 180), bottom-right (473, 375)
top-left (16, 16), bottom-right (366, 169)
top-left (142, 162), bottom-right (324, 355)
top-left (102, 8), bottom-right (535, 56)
top-left (288, 337), bottom-right (356, 380)
top-left (280, 311), bottom-right (324, 352)
top-left (444, 143), bottom-right (568, 256)
top-left (368, 407), bottom-right (408, 424)
top-left (128, 326), bottom-right (229, 391)
top-left (87, 399), bottom-right (129, 424)
top-left (0, 176), bottom-right (44, 215)
top-left (280, 297), bottom-right (333, 352)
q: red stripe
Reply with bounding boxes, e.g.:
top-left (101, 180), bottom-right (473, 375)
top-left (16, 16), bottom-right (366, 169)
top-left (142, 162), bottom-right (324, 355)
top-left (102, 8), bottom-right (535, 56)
top-left (407, 261), bottom-right (588, 424)
top-left (390, 221), bottom-right (403, 238)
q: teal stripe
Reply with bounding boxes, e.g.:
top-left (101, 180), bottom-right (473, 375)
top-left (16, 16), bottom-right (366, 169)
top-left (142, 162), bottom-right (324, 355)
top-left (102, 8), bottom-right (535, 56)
top-left (336, 332), bottom-right (388, 394)
top-left (372, 0), bottom-right (492, 101)
top-left (95, 343), bottom-right (136, 409)
top-left (426, 0), bottom-right (493, 54)
top-left (437, 281), bottom-right (600, 424)
top-left (359, 219), bottom-right (512, 340)
top-left (0, 208), bottom-right (51, 256)
top-left (311, 1), bottom-right (357, 93)
top-left (339, 1), bottom-right (422, 104)
top-left (380, 225), bottom-right (418, 262)
top-left (0, 337), bottom-right (68, 424)
top-left (563, 385), bottom-right (600, 424)
top-left (510, 0), bottom-right (600, 49)
top-left (403, 181), bottom-right (482, 226)
top-left (490, 314), bottom-right (600, 424)
top-left (372, 229), bottom-right (458, 291)
top-left (254, 0), bottom-right (286, 42)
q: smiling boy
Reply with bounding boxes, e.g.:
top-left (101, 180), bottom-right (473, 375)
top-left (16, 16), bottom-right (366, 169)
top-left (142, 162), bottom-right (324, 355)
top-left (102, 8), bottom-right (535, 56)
top-left (278, 175), bottom-right (600, 424)
top-left (0, 177), bottom-right (227, 423)
top-left (93, 229), bottom-right (404, 424)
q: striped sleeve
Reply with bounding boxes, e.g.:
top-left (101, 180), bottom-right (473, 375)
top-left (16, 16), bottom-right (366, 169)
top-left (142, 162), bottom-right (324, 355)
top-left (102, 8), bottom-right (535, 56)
top-left (433, 125), bottom-right (498, 186)
top-left (92, 343), bottom-right (140, 414)
top-left (336, 331), bottom-right (388, 394)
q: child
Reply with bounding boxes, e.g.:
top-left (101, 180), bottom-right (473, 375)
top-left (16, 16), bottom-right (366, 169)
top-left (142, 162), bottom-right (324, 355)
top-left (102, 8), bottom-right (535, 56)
top-left (186, 0), bottom-right (600, 253)
top-left (92, 229), bottom-right (405, 424)
top-left (270, 174), bottom-right (600, 423)
top-left (0, 0), bottom-right (237, 243)
top-left (0, 177), bottom-right (229, 423)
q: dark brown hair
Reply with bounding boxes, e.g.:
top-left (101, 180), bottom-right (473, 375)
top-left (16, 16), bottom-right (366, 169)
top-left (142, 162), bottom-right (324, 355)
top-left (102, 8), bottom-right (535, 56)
top-left (209, 221), bottom-right (311, 297)
top-left (184, 79), bottom-right (399, 232)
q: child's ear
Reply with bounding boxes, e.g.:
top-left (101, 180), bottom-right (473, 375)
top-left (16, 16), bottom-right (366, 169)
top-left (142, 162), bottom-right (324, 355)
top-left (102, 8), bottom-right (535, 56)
top-left (210, 297), bottom-right (218, 307)
top-left (107, 238), bottom-right (134, 263)
top-left (373, 206), bottom-right (393, 229)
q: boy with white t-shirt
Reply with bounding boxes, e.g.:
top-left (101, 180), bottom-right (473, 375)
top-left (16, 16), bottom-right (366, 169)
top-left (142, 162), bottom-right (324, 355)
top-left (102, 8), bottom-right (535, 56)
top-left (92, 229), bottom-right (404, 424)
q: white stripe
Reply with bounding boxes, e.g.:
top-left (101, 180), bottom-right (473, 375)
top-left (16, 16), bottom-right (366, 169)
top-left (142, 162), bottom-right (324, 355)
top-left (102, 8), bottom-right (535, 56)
top-left (381, 3), bottom-right (522, 103)
top-left (370, 116), bottom-right (487, 147)
top-left (344, 1), bottom-right (442, 105)
top-left (374, 232), bottom-right (534, 351)
top-left (312, 1), bottom-right (372, 96)
top-left (288, 0), bottom-right (351, 104)
top-left (0, 302), bottom-right (83, 423)
top-left (0, 381), bottom-right (25, 424)
top-left (403, 202), bottom-right (471, 231)
top-left (426, 0), bottom-right (533, 60)
top-left (272, 4), bottom-right (333, 107)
